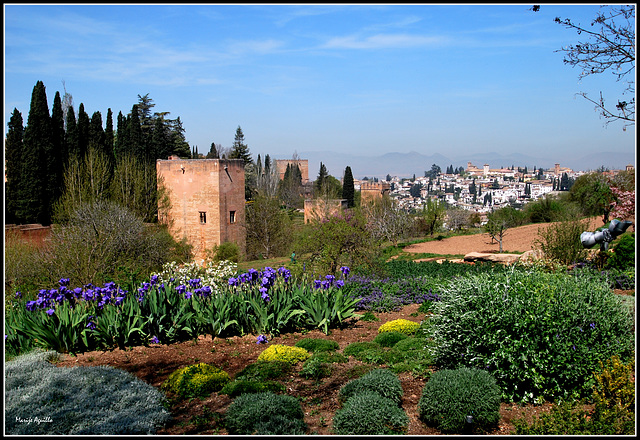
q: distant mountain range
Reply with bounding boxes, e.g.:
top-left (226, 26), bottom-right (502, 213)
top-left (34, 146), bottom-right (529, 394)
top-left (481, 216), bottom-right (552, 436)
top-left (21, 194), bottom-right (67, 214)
top-left (298, 150), bottom-right (636, 180)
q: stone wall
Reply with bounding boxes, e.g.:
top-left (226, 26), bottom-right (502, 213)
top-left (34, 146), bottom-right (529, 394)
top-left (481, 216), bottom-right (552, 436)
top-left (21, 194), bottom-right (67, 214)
top-left (275, 159), bottom-right (309, 183)
top-left (360, 181), bottom-right (390, 204)
top-left (157, 158), bottom-right (246, 261)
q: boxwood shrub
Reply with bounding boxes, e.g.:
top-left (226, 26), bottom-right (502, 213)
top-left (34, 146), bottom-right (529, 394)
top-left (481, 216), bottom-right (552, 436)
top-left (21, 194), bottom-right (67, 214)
top-left (332, 391), bottom-right (409, 435)
top-left (294, 337), bottom-right (339, 352)
top-left (425, 268), bottom-right (634, 403)
top-left (338, 368), bottom-right (403, 405)
top-left (219, 379), bottom-right (285, 398)
top-left (224, 391), bottom-right (307, 435)
top-left (374, 331), bottom-right (408, 347)
top-left (418, 367), bottom-right (501, 434)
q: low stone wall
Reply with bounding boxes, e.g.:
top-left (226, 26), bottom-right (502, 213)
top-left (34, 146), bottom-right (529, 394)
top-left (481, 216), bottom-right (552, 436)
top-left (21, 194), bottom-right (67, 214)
top-left (5, 224), bottom-right (52, 247)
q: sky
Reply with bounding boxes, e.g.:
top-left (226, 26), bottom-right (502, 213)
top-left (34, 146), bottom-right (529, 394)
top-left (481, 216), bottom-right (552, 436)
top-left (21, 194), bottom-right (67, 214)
top-left (3, 3), bottom-right (636, 177)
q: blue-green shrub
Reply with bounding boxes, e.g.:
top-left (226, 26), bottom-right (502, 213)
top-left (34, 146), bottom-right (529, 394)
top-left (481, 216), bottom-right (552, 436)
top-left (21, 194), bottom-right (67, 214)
top-left (425, 268), bottom-right (634, 403)
top-left (418, 367), bottom-right (501, 434)
top-left (5, 350), bottom-right (170, 435)
top-left (224, 391), bottom-right (306, 435)
top-left (338, 368), bottom-right (403, 405)
top-left (374, 331), bottom-right (408, 347)
top-left (332, 391), bottom-right (409, 435)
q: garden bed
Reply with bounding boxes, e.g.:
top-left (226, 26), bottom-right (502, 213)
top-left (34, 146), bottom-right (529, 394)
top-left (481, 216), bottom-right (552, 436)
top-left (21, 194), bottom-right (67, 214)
top-left (55, 302), bottom-right (576, 435)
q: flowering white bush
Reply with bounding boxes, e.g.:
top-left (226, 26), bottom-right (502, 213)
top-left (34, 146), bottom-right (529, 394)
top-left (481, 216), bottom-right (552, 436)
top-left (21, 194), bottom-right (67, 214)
top-left (151, 260), bottom-right (237, 290)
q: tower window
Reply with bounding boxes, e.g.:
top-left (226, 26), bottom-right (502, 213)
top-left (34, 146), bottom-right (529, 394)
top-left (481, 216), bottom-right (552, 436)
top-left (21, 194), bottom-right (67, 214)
top-left (199, 211), bottom-right (207, 224)
top-left (229, 211), bottom-right (236, 224)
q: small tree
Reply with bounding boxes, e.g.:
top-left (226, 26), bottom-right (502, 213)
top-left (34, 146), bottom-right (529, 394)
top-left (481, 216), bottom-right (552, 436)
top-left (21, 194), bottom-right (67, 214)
top-left (363, 196), bottom-right (411, 247)
top-left (245, 193), bottom-right (292, 260)
top-left (342, 166), bottom-right (355, 208)
top-left (419, 198), bottom-right (446, 236)
top-left (485, 207), bottom-right (519, 253)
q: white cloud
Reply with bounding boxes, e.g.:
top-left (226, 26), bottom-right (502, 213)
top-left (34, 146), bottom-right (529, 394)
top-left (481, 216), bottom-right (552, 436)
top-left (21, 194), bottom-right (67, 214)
top-left (322, 33), bottom-right (449, 50)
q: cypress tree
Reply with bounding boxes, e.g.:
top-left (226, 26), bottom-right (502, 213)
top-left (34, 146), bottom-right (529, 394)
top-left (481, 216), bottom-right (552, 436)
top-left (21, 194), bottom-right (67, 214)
top-left (105, 108), bottom-right (115, 158)
top-left (114, 111), bottom-right (128, 158)
top-left (206, 142), bottom-right (219, 159)
top-left (77, 103), bottom-right (90, 160)
top-left (315, 162), bottom-right (329, 195)
top-left (342, 166), bottom-right (355, 207)
top-left (50, 91), bottom-right (66, 204)
top-left (5, 108), bottom-right (24, 224)
top-left (21, 80), bottom-right (51, 224)
top-left (128, 104), bottom-right (144, 160)
top-left (65, 105), bottom-right (78, 162)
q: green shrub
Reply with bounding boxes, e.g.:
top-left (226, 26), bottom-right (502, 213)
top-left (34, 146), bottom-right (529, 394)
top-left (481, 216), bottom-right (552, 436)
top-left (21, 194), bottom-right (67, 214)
top-left (233, 360), bottom-right (292, 381)
top-left (294, 337), bottom-right (339, 352)
top-left (257, 344), bottom-right (310, 365)
top-left (343, 341), bottom-right (379, 357)
top-left (338, 368), bottom-right (403, 406)
top-left (359, 311), bottom-right (379, 321)
top-left (219, 380), bottom-right (285, 398)
top-left (378, 318), bottom-right (420, 335)
top-left (310, 351), bottom-right (348, 363)
top-left (332, 391), bottom-right (409, 435)
top-left (373, 331), bottom-right (408, 347)
top-left (5, 350), bottom-right (170, 435)
top-left (161, 363), bottom-right (230, 399)
top-left (224, 391), bottom-right (306, 435)
top-left (300, 356), bottom-right (333, 380)
top-left (533, 218), bottom-right (590, 265)
top-left (418, 367), bottom-right (501, 434)
top-left (605, 233), bottom-right (635, 271)
top-left (210, 241), bottom-right (240, 263)
top-left (393, 336), bottom-right (427, 353)
top-left (426, 268), bottom-right (634, 403)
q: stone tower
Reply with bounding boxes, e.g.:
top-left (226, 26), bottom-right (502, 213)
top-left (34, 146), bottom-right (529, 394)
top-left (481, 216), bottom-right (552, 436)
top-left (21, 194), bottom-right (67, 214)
top-left (157, 157), bottom-right (246, 261)
top-left (360, 181), bottom-right (391, 204)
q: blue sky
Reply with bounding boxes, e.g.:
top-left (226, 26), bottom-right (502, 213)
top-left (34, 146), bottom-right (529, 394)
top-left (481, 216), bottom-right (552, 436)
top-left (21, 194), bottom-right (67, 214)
top-left (3, 4), bottom-right (636, 176)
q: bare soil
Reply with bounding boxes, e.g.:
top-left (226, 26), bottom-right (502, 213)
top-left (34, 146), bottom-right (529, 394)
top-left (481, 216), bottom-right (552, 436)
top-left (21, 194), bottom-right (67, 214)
top-left (54, 217), bottom-right (632, 435)
top-left (403, 216), bottom-right (606, 256)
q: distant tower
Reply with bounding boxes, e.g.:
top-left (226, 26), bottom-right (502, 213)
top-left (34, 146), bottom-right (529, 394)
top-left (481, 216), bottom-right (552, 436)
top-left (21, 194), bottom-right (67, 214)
top-left (360, 181), bottom-right (391, 204)
top-left (554, 163), bottom-right (560, 176)
top-left (157, 157), bottom-right (246, 261)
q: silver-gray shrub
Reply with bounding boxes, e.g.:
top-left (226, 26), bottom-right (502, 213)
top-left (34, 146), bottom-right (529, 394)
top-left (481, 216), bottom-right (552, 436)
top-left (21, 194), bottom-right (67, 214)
top-left (425, 267), bottom-right (634, 403)
top-left (5, 349), bottom-right (170, 435)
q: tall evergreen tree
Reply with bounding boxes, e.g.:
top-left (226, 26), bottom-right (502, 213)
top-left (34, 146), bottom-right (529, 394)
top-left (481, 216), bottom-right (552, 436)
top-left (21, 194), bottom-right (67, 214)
top-left (105, 108), bottom-right (115, 158)
top-left (114, 111), bottom-right (128, 158)
top-left (77, 103), bottom-right (90, 160)
top-left (65, 105), bottom-right (78, 162)
top-left (128, 104), bottom-right (144, 160)
top-left (50, 91), bottom-right (66, 204)
top-left (315, 162), bottom-right (329, 195)
top-left (5, 108), bottom-right (24, 224)
top-left (21, 80), bottom-right (51, 224)
top-left (206, 142), bottom-right (219, 159)
top-left (342, 166), bottom-right (355, 207)
top-left (229, 125), bottom-right (252, 165)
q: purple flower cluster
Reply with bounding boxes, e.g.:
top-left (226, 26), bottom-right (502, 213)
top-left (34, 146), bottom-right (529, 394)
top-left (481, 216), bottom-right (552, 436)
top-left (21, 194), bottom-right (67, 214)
top-left (256, 334), bottom-right (269, 344)
top-left (24, 279), bottom-right (128, 312)
top-left (312, 266), bottom-right (350, 290)
top-left (227, 266), bottom-right (292, 302)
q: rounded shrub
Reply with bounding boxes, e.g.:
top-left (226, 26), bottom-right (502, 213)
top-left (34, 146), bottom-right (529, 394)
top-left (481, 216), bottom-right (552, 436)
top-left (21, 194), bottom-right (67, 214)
top-left (374, 331), bottom-right (408, 347)
top-left (393, 336), bottom-right (427, 352)
top-left (338, 368), bottom-right (403, 405)
top-left (418, 367), bottom-right (501, 434)
top-left (605, 233), bottom-right (635, 271)
top-left (294, 337), bottom-right (339, 352)
top-left (257, 344), bottom-right (310, 365)
top-left (332, 391), bottom-right (409, 435)
top-left (224, 391), bottom-right (306, 435)
top-left (233, 360), bottom-right (292, 381)
top-left (6, 350), bottom-right (170, 435)
top-left (426, 268), bottom-right (634, 403)
top-left (378, 318), bottom-right (420, 335)
top-left (161, 363), bottom-right (230, 399)
top-left (343, 341), bottom-right (379, 357)
top-left (219, 380), bottom-right (285, 398)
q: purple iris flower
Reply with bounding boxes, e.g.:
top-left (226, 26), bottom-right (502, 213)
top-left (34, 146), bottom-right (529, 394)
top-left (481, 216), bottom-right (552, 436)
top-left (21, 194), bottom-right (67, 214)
top-left (46, 308), bottom-right (55, 316)
top-left (256, 334), bottom-right (268, 344)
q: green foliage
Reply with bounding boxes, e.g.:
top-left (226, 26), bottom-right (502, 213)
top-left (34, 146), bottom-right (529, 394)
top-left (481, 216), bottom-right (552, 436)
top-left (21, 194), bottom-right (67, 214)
top-left (224, 391), bottom-right (307, 435)
top-left (378, 318), bottom-right (420, 335)
top-left (373, 331), bottom-right (408, 347)
top-left (294, 338), bottom-right (339, 352)
top-left (568, 172), bottom-right (615, 219)
top-left (297, 286), bottom-right (359, 334)
top-left (359, 311), bottom-right (379, 321)
top-left (5, 350), bottom-right (170, 435)
top-left (533, 217), bottom-right (590, 265)
top-left (245, 194), bottom-right (292, 260)
top-left (343, 341), bottom-right (380, 358)
top-left (257, 344), bottom-right (311, 365)
top-left (219, 379), bottom-right (285, 398)
top-left (161, 363), bottom-right (230, 399)
top-left (425, 268), bottom-right (634, 403)
top-left (605, 233), bottom-right (635, 270)
top-left (300, 356), bottom-right (333, 380)
top-left (418, 367), bottom-right (501, 434)
top-left (210, 241), bottom-right (241, 263)
top-left (338, 368), bottom-right (403, 406)
top-left (309, 351), bottom-right (348, 364)
top-left (332, 391), bottom-right (409, 435)
top-left (234, 360), bottom-right (292, 381)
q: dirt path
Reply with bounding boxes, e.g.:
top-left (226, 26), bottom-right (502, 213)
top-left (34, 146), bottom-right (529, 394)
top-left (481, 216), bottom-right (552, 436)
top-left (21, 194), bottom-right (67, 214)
top-left (404, 217), bottom-right (605, 256)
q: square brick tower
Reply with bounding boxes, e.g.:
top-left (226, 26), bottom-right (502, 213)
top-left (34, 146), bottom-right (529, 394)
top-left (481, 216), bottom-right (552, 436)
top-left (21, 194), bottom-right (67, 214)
top-left (157, 157), bottom-right (246, 261)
